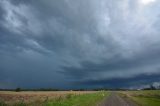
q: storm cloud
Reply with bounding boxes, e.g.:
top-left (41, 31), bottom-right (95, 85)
top-left (0, 0), bottom-right (160, 89)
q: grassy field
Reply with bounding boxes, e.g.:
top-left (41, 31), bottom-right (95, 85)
top-left (119, 90), bottom-right (160, 106)
top-left (45, 91), bottom-right (109, 106)
top-left (0, 91), bottom-right (109, 106)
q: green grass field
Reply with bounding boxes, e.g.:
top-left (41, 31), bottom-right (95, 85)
top-left (45, 91), bottom-right (109, 106)
top-left (120, 90), bottom-right (160, 106)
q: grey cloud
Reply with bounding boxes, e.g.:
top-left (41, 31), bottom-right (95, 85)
top-left (0, 0), bottom-right (160, 89)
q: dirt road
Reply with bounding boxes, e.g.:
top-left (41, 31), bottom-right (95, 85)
top-left (100, 92), bottom-right (137, 106)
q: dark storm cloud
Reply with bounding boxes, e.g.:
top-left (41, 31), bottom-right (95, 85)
top-left (0, 0), bottom-right (160, 89)
top-left (76, 73), bottom-right (160, 88)
top-left (62, 48), bottom-right (160, 80)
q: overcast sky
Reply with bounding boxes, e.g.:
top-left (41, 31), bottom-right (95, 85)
top-left (0, 0), bottom-right (160, 89)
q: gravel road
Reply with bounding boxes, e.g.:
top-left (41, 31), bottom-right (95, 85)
top-left (99, 92), bottom-right (137, 106)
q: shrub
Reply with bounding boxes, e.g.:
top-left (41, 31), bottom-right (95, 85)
top-left (15, 88), bottom-right (21, 92)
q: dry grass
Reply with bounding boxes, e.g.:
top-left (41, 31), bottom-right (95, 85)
top-left (0, 91), bottom-right (95, 105)
top-left (119, 90), bottom-right (160, 98)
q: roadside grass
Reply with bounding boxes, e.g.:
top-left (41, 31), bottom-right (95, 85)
top-left (131, 96), bottom-right (160, 106)
top-left (45, 91), bottom-right (109, 106)
top-left (119, 90), bottom-right (160, 106)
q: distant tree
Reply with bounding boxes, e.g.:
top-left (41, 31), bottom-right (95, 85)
top-left (150, 85), bottom-right (156, 90)
top-left (15, 88), bottom-right (21, 92)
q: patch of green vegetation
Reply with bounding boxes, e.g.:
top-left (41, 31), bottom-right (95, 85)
top-left (0, 101), bottom-right (27, 106)
top-left (0, 101), bottom-right (7, 106)
top-left (12, 102), bottom-right (27, 106)
top-left (132, 96), bottom-right (160, 106)
top-left (45, 91), bottom-right (109, 106)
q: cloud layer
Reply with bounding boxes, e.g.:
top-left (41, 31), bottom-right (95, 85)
top-left (0, 0), bottom-right (160, 89)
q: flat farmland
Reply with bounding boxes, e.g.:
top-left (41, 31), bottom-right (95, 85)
top-left (0, 91), bottom-right (94, 102)
top-left (0, 91), bottom-right (109, 106)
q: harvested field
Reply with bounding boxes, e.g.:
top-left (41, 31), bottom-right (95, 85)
top-left (0, 91), bottom-right (95, 104)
